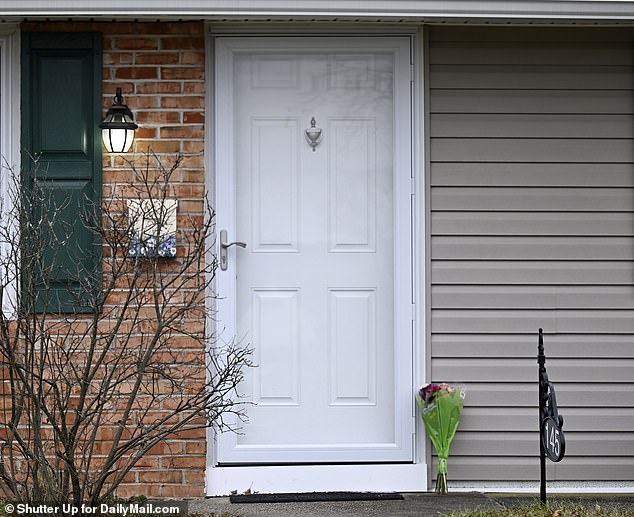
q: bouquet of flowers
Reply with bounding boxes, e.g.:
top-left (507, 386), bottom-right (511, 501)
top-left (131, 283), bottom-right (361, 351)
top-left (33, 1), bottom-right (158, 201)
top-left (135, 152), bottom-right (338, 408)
top-left (416, 383), bottom-right (465, 494)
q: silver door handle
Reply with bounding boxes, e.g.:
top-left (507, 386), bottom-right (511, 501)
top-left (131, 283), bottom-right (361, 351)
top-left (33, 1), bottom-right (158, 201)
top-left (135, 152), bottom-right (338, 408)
top-left (219, 229), bottom-right (247, 271)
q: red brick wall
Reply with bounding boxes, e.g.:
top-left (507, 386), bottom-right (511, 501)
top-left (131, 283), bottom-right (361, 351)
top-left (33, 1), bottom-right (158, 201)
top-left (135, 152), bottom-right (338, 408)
top-left (22, 21), bottom-right (207, 498)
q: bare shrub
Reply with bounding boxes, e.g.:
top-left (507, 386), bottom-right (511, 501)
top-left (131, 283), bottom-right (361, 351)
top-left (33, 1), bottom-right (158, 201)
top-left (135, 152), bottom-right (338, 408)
top-left (0, 153), bottom-right (251, 504)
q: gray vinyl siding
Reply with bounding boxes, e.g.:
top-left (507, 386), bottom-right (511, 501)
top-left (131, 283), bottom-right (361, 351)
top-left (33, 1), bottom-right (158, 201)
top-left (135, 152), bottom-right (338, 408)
top-left (429, 26), bottom-right (634, 482)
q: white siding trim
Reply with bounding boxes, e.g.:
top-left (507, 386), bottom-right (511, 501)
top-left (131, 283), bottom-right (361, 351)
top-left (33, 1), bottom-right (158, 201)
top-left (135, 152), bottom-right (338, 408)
top-left (451, 483), bottom-right (634, 493)
top-left (0, 24), bottom-right (19, 318)
top-left (1, 1), bottom-right (634, 21)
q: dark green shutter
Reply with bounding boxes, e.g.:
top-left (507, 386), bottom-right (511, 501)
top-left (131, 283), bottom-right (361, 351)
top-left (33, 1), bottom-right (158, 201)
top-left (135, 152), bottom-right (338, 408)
top-left (21, 32), bottom-right (102, 313)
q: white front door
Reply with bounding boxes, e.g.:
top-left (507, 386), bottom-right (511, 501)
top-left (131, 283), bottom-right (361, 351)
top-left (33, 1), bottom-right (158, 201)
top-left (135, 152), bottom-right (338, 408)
top-left (215, 37), bottom-right (413, 465)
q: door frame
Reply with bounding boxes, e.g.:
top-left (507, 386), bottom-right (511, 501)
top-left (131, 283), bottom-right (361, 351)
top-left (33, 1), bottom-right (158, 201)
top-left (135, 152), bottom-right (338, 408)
top-left (205, 27), bottom-right (427, 495)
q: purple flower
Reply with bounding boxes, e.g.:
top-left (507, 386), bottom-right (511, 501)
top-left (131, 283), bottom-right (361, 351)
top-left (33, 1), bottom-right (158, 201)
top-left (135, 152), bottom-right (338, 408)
top-left (419, 383), bottom-right (442, 402)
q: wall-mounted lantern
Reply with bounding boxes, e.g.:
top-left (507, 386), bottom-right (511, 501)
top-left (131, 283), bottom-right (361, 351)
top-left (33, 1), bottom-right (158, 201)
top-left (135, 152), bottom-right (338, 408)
top-left (100, 87), bottom-right (138, 153)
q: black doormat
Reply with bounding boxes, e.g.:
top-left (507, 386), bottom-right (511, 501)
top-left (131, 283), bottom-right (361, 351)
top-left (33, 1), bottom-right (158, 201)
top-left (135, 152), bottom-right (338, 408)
top-left (230, 492), bottom-right (404, 504)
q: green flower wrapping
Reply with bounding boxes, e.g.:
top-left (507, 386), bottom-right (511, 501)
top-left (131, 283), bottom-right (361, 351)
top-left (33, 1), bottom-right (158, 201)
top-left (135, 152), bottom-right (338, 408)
top-left (417, 383), bottom-right (465, 494)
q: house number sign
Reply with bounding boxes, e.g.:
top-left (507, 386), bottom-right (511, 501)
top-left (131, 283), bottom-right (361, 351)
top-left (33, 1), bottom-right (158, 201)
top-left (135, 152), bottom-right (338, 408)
top-left (542, 415), bottom-right (565, 462)
top-left (537, 328), bottom-right (566, 503)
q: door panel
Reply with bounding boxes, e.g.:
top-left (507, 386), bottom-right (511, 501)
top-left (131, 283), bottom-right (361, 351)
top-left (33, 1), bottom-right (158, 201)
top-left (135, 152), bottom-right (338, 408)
top-left (250, 118), bottom-right (299, 251)
top-left (215, 37), bottom-right (413, 464)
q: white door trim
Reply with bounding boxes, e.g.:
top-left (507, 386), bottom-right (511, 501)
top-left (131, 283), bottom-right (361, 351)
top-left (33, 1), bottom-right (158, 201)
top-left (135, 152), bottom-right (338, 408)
top-left (205, 30), bottom-right (426, 495)
top-left (207, 463), bottom-right (427, 495)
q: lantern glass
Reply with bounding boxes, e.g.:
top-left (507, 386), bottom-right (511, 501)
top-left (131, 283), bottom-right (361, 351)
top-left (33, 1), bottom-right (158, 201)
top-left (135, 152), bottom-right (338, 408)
top-left (102, 127), bottom-right (135, 153)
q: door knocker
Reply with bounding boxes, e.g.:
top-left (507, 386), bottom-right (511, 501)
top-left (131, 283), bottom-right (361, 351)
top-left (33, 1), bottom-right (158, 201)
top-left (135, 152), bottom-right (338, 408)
top-left (304, 116), bottom-right (323, 151)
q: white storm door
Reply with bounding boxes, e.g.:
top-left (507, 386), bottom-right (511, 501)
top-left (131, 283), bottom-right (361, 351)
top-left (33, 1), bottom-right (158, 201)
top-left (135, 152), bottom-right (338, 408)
top-left (215, 37), bottom-right (413, 464)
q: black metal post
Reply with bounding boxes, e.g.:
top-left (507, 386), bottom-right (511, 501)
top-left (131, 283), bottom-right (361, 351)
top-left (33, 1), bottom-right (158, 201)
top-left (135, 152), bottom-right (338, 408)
top-left (537, 328), bottom-right (546, 504)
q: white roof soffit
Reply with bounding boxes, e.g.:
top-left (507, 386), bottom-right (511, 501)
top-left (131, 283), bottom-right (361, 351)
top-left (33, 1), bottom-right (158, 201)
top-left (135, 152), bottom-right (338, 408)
top-left (2, 1), bottom-right (634, 22)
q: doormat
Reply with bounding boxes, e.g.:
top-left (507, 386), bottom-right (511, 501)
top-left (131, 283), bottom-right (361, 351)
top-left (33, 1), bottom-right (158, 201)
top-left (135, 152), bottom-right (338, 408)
top-left (230, 492), bottom-right (404, 504)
